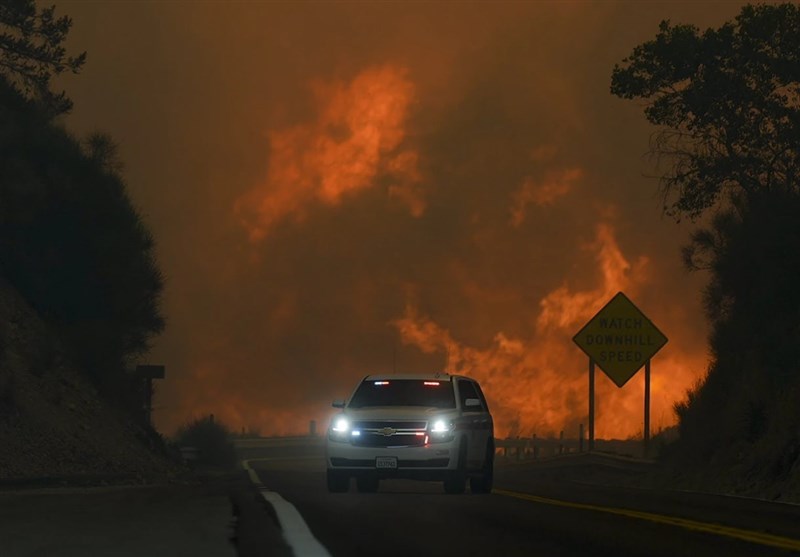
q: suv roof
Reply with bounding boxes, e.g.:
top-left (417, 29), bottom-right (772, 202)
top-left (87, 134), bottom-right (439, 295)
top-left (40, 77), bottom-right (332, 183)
top-left (364, 372), bottom-right (464, 382)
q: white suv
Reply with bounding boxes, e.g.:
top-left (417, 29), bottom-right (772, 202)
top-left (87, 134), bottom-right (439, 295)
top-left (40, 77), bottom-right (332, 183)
top-left (326, 373), bottom-right (494, 494)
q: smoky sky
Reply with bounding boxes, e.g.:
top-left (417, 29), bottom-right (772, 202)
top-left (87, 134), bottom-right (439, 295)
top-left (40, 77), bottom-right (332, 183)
top-left (54, 1), bottom-right (746, 437)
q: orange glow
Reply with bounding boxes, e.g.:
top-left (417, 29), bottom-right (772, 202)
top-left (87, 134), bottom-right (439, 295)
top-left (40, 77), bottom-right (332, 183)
top-left (393, 223), bottom-right (706, 439)
top-left (510, 167), bottom-right (584, 227)
top-left (161, 221), bottom-right (706, 441)
top-left (235, 65), bottom-right (423, 241)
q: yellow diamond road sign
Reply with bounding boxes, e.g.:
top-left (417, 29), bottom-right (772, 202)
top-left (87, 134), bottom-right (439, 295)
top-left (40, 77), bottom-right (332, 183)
top-left (573, 292), bottom-right (668, 388)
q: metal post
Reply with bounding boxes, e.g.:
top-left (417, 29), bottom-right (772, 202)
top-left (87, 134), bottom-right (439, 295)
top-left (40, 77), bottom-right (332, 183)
top-left (144, 378), bottom-right (153, 425)
top-left (644, 359), bottom-right (651, 457)
top-left (136, 365), bottom-right (165, 427)
top-left (589, 359), bottom-right (595, 451)
top-left (579, 423), bottom-right (584, 453)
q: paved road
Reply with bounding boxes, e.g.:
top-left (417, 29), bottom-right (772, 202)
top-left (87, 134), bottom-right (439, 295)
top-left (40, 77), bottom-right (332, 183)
top-left (244, 439), bottom-right (800, 557)
top-left (0, 480), bottom-right (237, 557)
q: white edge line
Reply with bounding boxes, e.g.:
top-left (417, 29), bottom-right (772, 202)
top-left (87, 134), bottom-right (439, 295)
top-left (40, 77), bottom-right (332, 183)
top-left (261, 491), bottom-right (332, 557)
top-left (242, 459), bottom-right (262, 486)
top-left (241, 459), bottom-right (332, 557)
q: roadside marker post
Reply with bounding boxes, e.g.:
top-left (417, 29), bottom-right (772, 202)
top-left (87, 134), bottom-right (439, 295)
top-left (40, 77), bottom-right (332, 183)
top-left (589, 360), bottom-right (595, 451)
top-left (573, 292), bottom-right (667, 456)
top-left (136, 364), bottom-right (166, 425)
top-left (644, 359), bottom-right (651, 455)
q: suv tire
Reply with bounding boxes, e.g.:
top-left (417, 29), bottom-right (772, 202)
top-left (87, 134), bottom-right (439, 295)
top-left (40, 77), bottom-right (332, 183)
top-left (470, 441), bottom-right (494, 494)
top-left (443, 439), bottom-right (467, 494)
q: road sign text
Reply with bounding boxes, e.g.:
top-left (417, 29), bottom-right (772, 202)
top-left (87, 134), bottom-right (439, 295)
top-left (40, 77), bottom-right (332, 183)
top-left (572, 292), bottom-right (668, 388)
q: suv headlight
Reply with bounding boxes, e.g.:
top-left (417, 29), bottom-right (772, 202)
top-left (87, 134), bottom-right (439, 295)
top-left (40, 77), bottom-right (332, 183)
top-left (428, 418), bottom-right (455, 443)
top-left (328, 416), bottom-right (350, 441)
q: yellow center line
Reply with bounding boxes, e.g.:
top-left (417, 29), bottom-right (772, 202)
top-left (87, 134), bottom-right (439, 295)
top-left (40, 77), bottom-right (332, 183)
top-left (493, 489), bottom-right (800, 552)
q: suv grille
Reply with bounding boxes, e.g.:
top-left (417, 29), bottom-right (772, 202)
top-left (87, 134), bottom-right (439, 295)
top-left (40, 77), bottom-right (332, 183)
top-left (351, 420), bottom-right (428, 447)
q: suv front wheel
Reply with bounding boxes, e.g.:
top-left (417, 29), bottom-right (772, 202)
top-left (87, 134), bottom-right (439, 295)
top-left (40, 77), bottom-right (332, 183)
top-left (443, 439), bottom-right (468, 494)
top-left (469, 441), bottom-right (494, 494)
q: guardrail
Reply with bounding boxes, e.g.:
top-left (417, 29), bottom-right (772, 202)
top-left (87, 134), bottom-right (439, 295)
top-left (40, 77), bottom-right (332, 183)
top-left (496, 436), bottom-right (574, 460)
top-left (229, 432), bottom-right (648, 460)
top-left (495, 435), bottom-right (649, 460)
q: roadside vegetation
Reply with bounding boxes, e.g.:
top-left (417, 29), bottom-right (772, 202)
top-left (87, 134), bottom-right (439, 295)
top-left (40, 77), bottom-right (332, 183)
top-left (174, 415), bottom-right (238, 470)
top-left (612, 3), bottom-right (800, 494)
top-left (0, 1), bottom-right (164, 419)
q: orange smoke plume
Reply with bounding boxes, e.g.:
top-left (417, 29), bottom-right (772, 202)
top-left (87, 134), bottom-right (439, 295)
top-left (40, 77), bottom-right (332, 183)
top-left (394, 222), bottom-right (705, 439)
top-left (510, 167), bottom-right (583, 227)
top-left (235, 65), bottom-right (423, 241)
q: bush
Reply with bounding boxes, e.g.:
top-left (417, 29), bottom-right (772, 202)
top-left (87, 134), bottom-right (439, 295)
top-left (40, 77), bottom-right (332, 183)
top-left (174, 415), bottom-right (237, 470)
top-left (0, 76), bottom-right (164, 400)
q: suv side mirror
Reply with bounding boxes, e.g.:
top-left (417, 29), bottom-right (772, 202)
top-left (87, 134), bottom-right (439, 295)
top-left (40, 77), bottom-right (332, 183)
top-left (332, 400), bottom-right (345, 408)
top-left (465, 398), bottom-right (481, 409)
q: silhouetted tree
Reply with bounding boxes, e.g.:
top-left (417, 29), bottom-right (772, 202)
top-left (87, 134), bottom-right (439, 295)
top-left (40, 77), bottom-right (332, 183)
top-left (0, 0), bottom-right (85, 116)
top-left (83, 132), bottom-right (125, 175)
top-left (0, 76), bottom-right (164, 400)
top-left (613, 4), bottom-right (800, 482)
top-left (611, 3), bottom-right (800, 220)
top-left (676, 193), bottom-right (800, 457)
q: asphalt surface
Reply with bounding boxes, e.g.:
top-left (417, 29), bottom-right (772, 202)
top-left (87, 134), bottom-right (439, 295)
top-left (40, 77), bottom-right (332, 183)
top-left (244, 438), bottom-right (800, 557)
top-left (3, 440), bottom-right (799, 557)
top-left (0, 478), bottom-right (238, 557)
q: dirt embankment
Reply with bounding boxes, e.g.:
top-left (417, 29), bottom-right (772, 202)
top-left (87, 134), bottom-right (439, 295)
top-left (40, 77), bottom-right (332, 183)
top-left (0, 279), bottom-right (177, 482)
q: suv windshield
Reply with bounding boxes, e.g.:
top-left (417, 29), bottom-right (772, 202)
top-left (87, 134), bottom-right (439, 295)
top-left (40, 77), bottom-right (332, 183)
top-left (348, 379), bottom-right (456, 409)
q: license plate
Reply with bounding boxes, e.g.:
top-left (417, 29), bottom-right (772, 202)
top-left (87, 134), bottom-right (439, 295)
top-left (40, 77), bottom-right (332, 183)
top-left (375, 456), bottom-right (397, 469)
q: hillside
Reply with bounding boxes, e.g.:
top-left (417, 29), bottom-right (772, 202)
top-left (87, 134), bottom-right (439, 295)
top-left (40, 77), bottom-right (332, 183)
top-left (0, 278), bottom-right (176, 482)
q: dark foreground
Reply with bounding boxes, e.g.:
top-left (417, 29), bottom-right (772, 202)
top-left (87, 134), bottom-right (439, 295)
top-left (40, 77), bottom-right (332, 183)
top-left (2, 439), bottom-right (799, 557)
top-left (0, 474), bottom-right (245, 557)
top-left (243, 438), bottom-right (800, 557)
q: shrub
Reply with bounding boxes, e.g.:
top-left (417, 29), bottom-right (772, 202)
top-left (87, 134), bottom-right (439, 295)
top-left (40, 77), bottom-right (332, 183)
top-left (174, 415), bottom-right (237, 470)
top-left (0, 76), bottom-right (164, 399)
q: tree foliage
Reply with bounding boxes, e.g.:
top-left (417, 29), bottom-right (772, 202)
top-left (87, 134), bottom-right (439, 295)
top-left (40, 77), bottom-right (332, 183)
top-left (611, 3), bottom-right (800, 220)
top-left (0, 76), bottom-right (164, 395)
top-left (614, 4), bottom-right (800, 486)
top-left (675, 193), bottom-right (800, 470)
top-left (0, 0), bottom-right (85, 116)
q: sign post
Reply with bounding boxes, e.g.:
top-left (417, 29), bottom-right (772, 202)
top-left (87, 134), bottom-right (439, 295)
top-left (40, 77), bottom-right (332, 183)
top-left (588, 359), bottom-right (595, 451)
top-left (573, 292), bottom-right (667, 455)
top-left (136, 364), bottom-right (166, 425)
top-left (644, 359), bottom-right (651, 454)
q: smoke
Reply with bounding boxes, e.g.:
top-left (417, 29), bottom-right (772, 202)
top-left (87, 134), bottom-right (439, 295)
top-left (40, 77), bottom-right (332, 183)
top-left (236, 65), bottom-right (423, 241)
top-left (511, 167), bottom-right (584, 227)
top-left (393, 222), bottom-right (702, 439)
top-left (57, 1), bottom-right (731, 437)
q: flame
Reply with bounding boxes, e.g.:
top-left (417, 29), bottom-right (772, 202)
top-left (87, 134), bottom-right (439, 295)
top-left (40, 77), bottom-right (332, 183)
top-left (235, 65), bottom-right (423, 241)
top-left (510, 167), bottom-right (583, 227)
top-left (393, 222), bottom-right (705, 439)
top-left (159, 221), bottom-right (705, 440)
